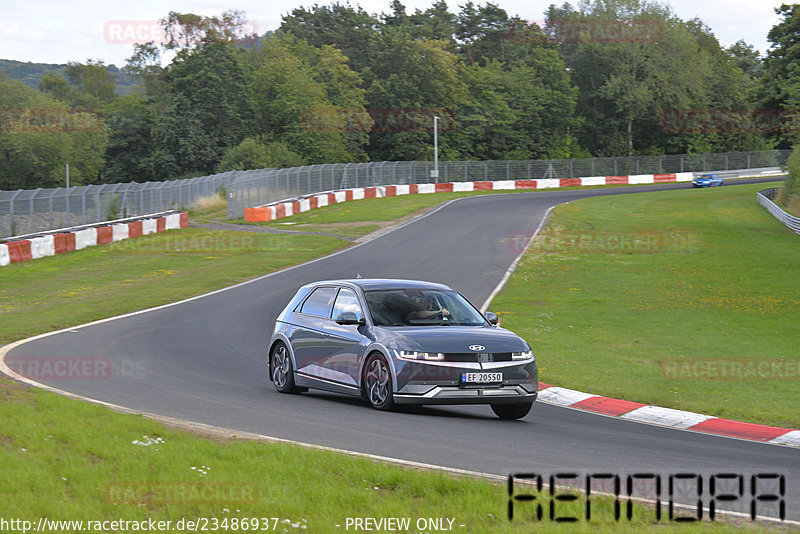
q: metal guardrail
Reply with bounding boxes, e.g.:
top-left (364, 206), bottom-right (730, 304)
top-left (757, 188), bottom-right (800, 235)
top-left (1, 149), bottom-right (792, 238)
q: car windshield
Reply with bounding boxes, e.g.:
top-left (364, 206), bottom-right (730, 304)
top-left (364, 288), bottom-right (487, 326)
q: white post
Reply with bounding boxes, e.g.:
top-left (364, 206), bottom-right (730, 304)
top-left (65, 163), bottom-right (70, 227)
top-left (432, 116), bottom-right (439, 182)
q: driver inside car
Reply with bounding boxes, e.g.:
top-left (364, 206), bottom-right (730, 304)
top-left (406, 294), bottom-right (450, 321)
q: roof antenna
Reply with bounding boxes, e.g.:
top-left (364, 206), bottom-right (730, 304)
top-left (356, 273), bottom-right (362, 278)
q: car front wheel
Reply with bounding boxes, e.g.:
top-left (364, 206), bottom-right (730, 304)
top-left (271, 342), bottom-right (300, 394)
top-left (491, 402), bottom-right (532, 420)
top-left (364, 354), bottom-right (395, 411)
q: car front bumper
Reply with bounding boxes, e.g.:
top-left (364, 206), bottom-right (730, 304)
top-left (391, 358), bottom-right (538, 405)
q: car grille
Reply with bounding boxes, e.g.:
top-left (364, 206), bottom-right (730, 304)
top-left (443, 352), bottom-right (513, 362)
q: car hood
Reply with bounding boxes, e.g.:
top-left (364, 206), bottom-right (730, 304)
top-left (373, 325), bottom-right (529, 353)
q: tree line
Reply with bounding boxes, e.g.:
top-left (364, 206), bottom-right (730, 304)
top-left (1, 0), bottom-right (799, 191)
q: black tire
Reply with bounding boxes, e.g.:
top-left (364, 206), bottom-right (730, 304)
top-left (270, 342), bottom-right (299, 394)
top-left (491, 402), bottom-right (532, 420)
top-left (363, 353), bottom-right (395, 411)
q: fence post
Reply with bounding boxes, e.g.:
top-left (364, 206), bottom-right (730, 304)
top-left (48, 189), bottom-right (55, 229)
top-left (96, 188), bottom-right (102, 222)
top-left (29, 189), bottom-right (40, 233)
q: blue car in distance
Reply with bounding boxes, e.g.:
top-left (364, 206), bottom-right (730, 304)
top-left (268, 279), bottom-right (538, 419)
top-left (692, 173), bottom-right (724, 187)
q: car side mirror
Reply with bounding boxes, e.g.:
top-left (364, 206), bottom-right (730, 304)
top-left (485, 311), bottom-right (499, 325)
top-left (335, 312), bottom-right (366, 326)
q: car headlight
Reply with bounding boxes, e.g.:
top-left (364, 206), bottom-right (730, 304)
top-left (394, 349), bottom-right (444, 361)
top-left (512, 350), bottom-right (533, 360)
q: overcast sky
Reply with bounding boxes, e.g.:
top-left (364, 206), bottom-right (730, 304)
top-left (0, 0), bottom-right (784, 68)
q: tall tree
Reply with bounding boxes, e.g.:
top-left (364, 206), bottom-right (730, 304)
top-left (282, 38), bottom-right (372, 161)
top-left (153, 42), bottom-right (254, 178)
top-left (161, 10), bottom-right (256, 51)
top-left (280, 4), bottom-right (379, 72)
top-left (249, 37), bottom-right (354, 164)
top-left (757, 4), bottom-right (800, 147)
top-left (363, 31), bottom-right (467, 161)
top-left (102, 94), bottom-right (157, 183)
top-left (552, 0), bottom-right (761, 156)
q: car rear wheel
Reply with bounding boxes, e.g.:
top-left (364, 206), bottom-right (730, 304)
top-left (491, 402), bottom-right (532, 420)
top-left (271, 342), bottom-right (300, 394)
top-left (364, 354), bottom-right (395, 411)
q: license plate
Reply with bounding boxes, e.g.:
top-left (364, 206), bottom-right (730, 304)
top-left (461, 372), bottom-right (502, 384)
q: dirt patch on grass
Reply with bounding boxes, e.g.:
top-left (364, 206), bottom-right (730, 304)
top-left (0, 379), bottom-right (36, 407)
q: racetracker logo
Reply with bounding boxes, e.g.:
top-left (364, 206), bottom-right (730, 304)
top-left (0, 109), bottom-right (103, 133)
top-left (515, 230), bottom-right (699, 255)
top-left (508, 472), bottom-right (785, 522)
top-left (5, 356), bottom-right (113, 380)
top-left (660, 109), bottom-right (800, 134)
top-left (111, 234), bottom-right (258, 254)
top-left (103, 20), bottom-right (260, 44)
top-left (661, 359), bottom-right (800, 380)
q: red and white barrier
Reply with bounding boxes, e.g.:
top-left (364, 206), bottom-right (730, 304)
top-left (112, 223), bottom-right (129, 242)
top-left (244, 173), bottom-right (694, 223)
top-left (30, 235), bottom-right (55, 259)
top-left (537, 383), bottom-right (800, 446)
top-left (74, 228), bottom-right (97, 250)
top-left (0, 212), bottom-right (189, 268)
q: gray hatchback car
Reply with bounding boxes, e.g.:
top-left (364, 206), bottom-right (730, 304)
top-left (268, 279), bottom-right (538, 419)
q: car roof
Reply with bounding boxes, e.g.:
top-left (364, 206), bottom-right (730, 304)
top-left (309, 278), bottom-right (453, 291)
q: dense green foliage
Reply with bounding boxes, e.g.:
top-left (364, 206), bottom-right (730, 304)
top-left (779, 144), bottom-right (800, 213)
top-left (1, 0), bottom-right (798, 188)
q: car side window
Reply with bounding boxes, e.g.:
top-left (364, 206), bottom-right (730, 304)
top-left (331, 288), bottom-right (362, 319)
top-left (299, 287), bottom-right (336, 317)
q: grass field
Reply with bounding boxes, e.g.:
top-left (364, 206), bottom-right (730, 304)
top-left (493, 183), bottom-right (800, 428)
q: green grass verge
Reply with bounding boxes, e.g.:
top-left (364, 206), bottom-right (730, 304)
top-left (0, 380), bottom-right (766, 532)
top-left (493, 183), bottom-right (800, 428)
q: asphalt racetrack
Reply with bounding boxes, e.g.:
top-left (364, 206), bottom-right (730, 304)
top-left (7, 178), bottom-right (798, 522)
